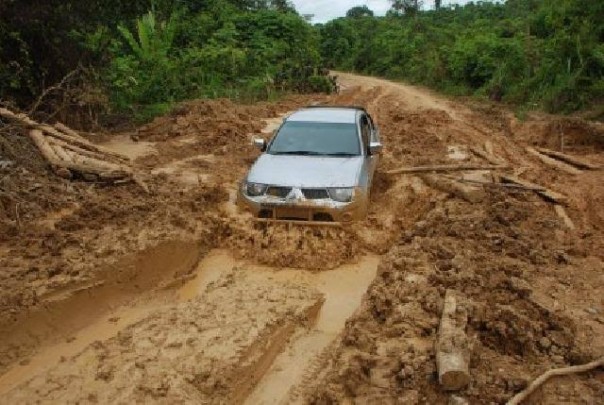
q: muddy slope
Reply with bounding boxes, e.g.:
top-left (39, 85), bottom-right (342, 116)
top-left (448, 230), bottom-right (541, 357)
top-left (304, 73), bottom-right (604, 404)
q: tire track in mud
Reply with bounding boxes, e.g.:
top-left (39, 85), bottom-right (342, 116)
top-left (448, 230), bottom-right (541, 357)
top-left (0, 241), bottom-right (202, 394)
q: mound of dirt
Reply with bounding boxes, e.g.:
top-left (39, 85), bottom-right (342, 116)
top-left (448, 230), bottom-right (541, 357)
top-left (226, 222), bottom-right (361, 270)
top-left (137, 99), bottom-right (265, 144)
top-left (305, 188), bottom-right (602, 404)
top-left (0, 125), bottom-right (75, 235)
top-left (514, 116), bottom-right (604, 152)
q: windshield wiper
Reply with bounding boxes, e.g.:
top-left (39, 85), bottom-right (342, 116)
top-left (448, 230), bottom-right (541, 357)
top-left (272, 151), bottom-right (322, 155)
top-left (322, 152), bottom-right (358, 156)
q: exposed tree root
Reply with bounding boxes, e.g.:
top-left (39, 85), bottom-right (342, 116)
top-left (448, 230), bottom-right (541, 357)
top-left (506, 356), bottom-right (604, 405)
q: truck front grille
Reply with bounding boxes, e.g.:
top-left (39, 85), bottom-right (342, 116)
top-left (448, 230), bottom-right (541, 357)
top-left (302, 189), bottom-right (329, 200)
top-left (266, 186), bottom-right (291, 198)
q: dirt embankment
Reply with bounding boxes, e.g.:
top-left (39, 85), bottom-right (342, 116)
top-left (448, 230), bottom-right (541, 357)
top-left (1, 72), bottom-right (603, 404)
top-left (303, 73), bottom-right (604, 404)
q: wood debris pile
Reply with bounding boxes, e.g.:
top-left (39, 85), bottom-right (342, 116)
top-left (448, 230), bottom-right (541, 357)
top-left (0, 107), bottom-right (133, 183)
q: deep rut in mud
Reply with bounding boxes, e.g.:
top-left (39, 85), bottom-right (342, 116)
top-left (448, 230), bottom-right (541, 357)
top-left (0, 248), bottom-right (379, 403)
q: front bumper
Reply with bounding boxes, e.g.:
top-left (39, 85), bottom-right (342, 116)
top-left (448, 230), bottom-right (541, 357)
top-left (237, 187), bottom-right (367, 222)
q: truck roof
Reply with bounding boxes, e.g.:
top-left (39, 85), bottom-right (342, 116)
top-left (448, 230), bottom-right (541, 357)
top-left (286, 106), bottom-right (364, 124)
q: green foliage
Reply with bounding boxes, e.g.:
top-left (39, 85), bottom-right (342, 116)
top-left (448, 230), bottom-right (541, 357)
top-left (346, 6), bottom-right (374, 18)
top-left (306, 76), bottom-right (335, 93)
top-left (321, 0), bottom-right (604, 113)
top-left (0, 0), bottom-right (327, 120)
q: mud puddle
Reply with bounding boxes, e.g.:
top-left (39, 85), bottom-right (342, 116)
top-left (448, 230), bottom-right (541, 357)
top-left (0, 303), bottom-right (155, 394)
top-left (0, 241), bottom-right (201, 393)
top-left (180, 249), bottom-right (380, 404)
top-left (102, 134), bottom-right (157, 160)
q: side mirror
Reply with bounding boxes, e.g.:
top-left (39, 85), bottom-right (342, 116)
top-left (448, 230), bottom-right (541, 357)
top-left (369, 141), bottom-right (383, 155)
top-left (252, 137), bottom-right (267, 152)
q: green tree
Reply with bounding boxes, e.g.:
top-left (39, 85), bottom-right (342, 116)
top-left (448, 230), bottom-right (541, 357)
top-left (346, 6), bottom-right (374, 18)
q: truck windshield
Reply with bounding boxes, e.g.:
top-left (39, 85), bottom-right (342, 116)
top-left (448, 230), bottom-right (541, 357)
top-left (268, 121), bottom-right (360, 156)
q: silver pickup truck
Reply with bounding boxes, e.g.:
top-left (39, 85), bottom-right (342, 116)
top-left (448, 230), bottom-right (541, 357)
top-left (238, 106), bottom-right (382, 223)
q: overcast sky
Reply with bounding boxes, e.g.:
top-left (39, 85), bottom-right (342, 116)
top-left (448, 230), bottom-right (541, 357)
top-left (291, 1), bottom-right (477, 23)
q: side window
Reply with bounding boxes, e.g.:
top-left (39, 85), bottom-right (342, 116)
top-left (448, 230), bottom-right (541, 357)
top-left (360, 115), bottom-right (370, 153)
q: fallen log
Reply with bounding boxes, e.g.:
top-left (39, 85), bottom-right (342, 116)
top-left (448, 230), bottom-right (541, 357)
top-left (48, 136), bottom-right (127, 165)
top-left (27, 130), bottom-right (62, 165)
top-left (61, 160), bottom-right (131, 180)
top-left (0, 107), bottom-right (129, 163)
top-left (2, 107), bottom-right (136, 184)
top-left (500, 175), bottom-right (567, 205)
top-left (506, 356), bottom-right (604, 405)
top-left (469, 146), bottom-right (506, 166)
top-left (535, 147), bottom-right (601, 170)
top-left (48, 141), bottom-right (75, 164)
top-left (421, 174), bottom-right (485, 203)
top-left (484, 140), bottom-right (495, 156)
top-left (40, 124), bottom-right (130, 163)
top-left (64, 148), bottom-right (128, 173)
top-left (54, 122), bottom-right (88, 141)
top-left (28, 130), bottom-right (72, 179)
top-left (525, 147), bottom-right (582, 175)
top-left (436, 289), bottom-right (471, 391)
top-left (455, 178), bottom-right (545, 192)
top-left (554, 205), bottom-right (575, 230)
top-left (387, 164), bottom-right (508, 175)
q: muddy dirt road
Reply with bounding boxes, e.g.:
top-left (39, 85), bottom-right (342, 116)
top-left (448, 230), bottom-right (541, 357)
top-left (0, 73), bottom-right (603, 404)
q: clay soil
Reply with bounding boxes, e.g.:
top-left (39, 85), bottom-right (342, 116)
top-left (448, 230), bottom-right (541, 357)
top-left (0, 73), bottom-right (603, 404)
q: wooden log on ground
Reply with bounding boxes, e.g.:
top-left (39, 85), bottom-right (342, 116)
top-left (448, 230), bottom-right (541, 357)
top-left (27, 130), bottom-right (61, 165)
top-left (40, 124), bottom-right (130, 163)
top-left (525, 147), bottom-right (582, 175)
top-left (62, 161), bottom-right (131, 180)
top-left (535, 147), bottom-right (601, 170)
top-left (484, 140), bottom-right (495, 156)
top-left (506, 356), bottom-right (604, 405)
top-left (554, 205), bottom-right (575, 230)
top-left (387, 164), bottom-right (508, 175)
top-left (54, 122), bottom-right (88, 141)
top-left (48, 142), bottom-right (74, 164)
top-left (32, 129), bottom-right (130, 180)
top-left (63, 148), bottom-right (129, 173)
top-left (55, 122), bottom-right (100, 140)
top-left (47, 136), bottom-right (128, 165)
top-left (455, 178), bottom-right (545, 192)
top-left (469, 146), bottom-right (506, 165)
top-left (28, 130), bottom-right (72, 179)
top-left (5, 108), bottom-right (136, 184)
top-left (500, 175), bottom-right (567, 205)
top-left (436, 289), bottom-right (471, 391)
top-left (0, 107), bottom-right (129, 163)
top-left (421, 174), bottom-right (485, 203)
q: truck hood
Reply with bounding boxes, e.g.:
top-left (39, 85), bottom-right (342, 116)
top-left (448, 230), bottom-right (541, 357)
top-left (247, 154), bottom-right (363, 188)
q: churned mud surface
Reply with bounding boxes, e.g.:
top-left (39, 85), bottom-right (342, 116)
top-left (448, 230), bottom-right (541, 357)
top-left (1, 73), bottom-right (603, 403)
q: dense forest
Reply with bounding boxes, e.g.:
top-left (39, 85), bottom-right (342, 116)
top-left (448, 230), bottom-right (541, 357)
top-left (322, 0), bottom-right (604, 113)
top-left (1, 0), bottom-right (602, 123)
top-left (0, 0), bottom-right (327, 122)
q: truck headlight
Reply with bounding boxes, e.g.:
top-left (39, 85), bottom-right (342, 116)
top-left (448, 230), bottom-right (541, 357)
top-left (328, 188), bottom-right (354, 202)
top-left (245, 182), bottom-right (267, 196)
